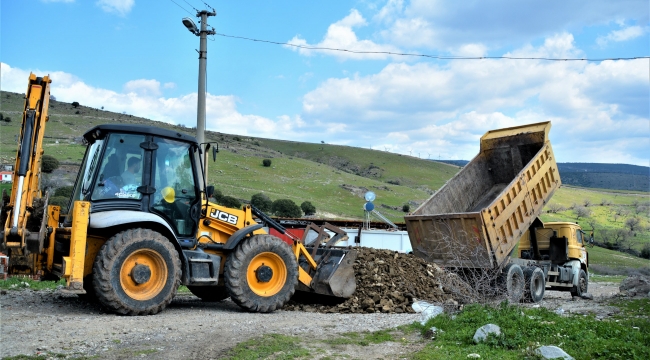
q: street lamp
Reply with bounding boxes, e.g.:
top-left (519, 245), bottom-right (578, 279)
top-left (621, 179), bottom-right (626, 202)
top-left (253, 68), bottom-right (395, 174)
top-left (182, 10), bottom-right (215, 153)
top-left (182, 17), bottom-right (199, 35)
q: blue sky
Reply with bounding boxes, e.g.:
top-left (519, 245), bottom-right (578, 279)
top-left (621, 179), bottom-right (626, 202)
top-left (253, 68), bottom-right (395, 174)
top-left (2, 0), bottom-right (649, 166)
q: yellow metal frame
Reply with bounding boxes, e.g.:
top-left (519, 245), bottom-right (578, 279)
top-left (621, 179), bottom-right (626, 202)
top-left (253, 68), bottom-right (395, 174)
top-left (62, 201), bottom-right (90, 291)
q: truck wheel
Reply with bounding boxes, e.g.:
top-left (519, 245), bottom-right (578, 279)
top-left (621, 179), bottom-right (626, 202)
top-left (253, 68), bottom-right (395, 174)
top-left (224, 235), bottom-right (298, 312)
top-left (187, 285), bottom-right (229, 302)
top-left (500, 264), bottom-right (524, 303)
top-left (570, 269), bottom-right (588, 297)
top-left (523, 267), bottom-right (545, 303)
top-left (93, 228), bottom-right (181, 315)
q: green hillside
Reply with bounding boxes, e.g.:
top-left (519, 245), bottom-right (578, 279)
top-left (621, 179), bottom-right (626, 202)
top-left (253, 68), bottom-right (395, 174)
top-left (1, 91), bottom-right (647, 255)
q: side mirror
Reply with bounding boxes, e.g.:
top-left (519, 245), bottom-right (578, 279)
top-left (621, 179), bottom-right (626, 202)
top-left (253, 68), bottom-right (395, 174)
top-left (206, 185), bottom-right (215, 198)
top-left (212, 143), bottom-right (218, 162)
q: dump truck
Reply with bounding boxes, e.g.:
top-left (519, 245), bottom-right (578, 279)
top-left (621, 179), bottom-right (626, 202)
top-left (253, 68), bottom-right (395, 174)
top-left (404, 122), bottom-right (588, 303)
top-left (0, 74), bottom-right (357, 315)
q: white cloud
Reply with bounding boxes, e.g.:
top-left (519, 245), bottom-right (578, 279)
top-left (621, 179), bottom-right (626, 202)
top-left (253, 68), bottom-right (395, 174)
top-left (373, 0), bottom-right (404, 24)
top-left (123, 79), bottom-right (161, 97)
top-left (380, 0), bottom-right (649, 49)
top-left (299, 34), bottom-right (649, 164)
top-left (286, 9), bottom-right (402, 60)
top-left (96, 0), bottom-right (134, 16)
top-left (0, 63), bottom-right (335, 143)
top-left (163, 82), bottom-right (176, 89)
top-left (596, 25), bottom-right (646, 47)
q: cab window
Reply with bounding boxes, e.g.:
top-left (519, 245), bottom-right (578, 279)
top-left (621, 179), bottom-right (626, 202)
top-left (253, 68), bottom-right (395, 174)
top-left (91, 134), bottom-right (145, 200)
top-left (151, 138), bottom-right (198, 236)
top-left (576, 230), bottom-right (583, 244)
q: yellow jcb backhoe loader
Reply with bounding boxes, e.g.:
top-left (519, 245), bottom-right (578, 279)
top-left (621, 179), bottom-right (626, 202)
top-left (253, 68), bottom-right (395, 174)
top-left (1, 74), bottom-right (357, 315)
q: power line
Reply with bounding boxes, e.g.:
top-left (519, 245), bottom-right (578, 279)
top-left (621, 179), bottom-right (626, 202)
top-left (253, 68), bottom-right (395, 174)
top-left (182, 0), bottom-right (199, 12)
top-left (201, 0), bottom-right (216, 12)
top-left (169, 0), bottom-right (194, 16)
top-left (214, 32), bottom-right (649, 62)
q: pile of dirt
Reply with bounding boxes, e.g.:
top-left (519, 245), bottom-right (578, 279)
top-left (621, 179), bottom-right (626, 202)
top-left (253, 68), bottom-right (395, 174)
top-left (286, 247), bottom-right (465, 314)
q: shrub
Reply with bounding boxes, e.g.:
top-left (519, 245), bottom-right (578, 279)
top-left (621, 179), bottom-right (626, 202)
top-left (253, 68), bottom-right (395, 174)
top-left (641, 244), bottom-right (650, 260)
top-left (41, 155), bottom-right (60, 173)
top-left (262, 159), bottom-right (272, 167)
top-left (300, 201), bottom-right (316, 216)
top-left (71, 101), bottom-right (79, 108)
top-left (54, 186), bottom-right (74, 198)
top-left (75, 110), bottom-right (80, 114)
top-left (272, 199), bottom-right (302, 218)
top-left (251, 193), bottom-right (272, 212)
top-left (402, 204), bottom-right (410, 212)
top-left (233, 136), bottom-right (241, 141)
top-left (219, 195), bottom-right (241, 209)
top-left (573, 206), bottom-right (591, 220)
top-left (209, 188), bottom-right (223, 203)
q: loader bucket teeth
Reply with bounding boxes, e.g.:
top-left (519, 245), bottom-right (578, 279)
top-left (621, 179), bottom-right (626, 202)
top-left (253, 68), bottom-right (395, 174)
top-left (307, 248), bottom-right (357, 298)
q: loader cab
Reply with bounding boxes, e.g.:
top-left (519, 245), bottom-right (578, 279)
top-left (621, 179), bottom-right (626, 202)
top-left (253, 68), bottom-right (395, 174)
top-left (67, 125), bottom-right (204, 244)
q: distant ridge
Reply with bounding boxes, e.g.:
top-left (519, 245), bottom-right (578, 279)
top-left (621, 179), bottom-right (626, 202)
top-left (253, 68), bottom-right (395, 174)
top-left (434, 160), bottom-right (649, 192)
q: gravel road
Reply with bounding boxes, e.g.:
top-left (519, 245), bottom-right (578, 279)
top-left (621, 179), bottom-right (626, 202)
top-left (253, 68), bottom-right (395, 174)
top-left (0, 282), bottom-right (623, 359)
top-left (0, 290), bottom-right (419, 359)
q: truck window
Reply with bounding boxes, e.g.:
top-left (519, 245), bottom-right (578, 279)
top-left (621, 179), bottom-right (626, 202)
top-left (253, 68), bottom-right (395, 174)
top-left (91, 134), bottom-right (145, 200)
top-left (576, 230), bottom-right (583, 244)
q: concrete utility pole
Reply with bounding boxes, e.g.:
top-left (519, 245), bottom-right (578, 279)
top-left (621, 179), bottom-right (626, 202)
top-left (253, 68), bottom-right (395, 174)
top-left (195, 10), bottom-right (216, 147)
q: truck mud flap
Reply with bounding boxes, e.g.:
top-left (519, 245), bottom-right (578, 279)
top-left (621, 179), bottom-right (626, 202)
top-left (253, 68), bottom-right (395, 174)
top-left (304, 247), bottom-right (357, 298)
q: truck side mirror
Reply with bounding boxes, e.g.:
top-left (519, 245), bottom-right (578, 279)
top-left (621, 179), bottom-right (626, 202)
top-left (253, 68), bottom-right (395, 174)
top-left (206, 185), bottom-right (214, 198)
top-left (212, 143), bottom-right (218, 162)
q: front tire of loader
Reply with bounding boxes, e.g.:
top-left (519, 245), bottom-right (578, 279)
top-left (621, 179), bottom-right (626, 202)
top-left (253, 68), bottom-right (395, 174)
top-left (224, 235), bottom-right (298, 313)
top-left (93, 228), bottom-right (181, 315)
top-left (187, 285), bottom-right (230, 302)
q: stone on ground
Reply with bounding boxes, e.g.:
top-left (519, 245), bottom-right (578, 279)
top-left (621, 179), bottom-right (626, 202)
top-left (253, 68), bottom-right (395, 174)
top-left (619, 275), bottom-right (650, 297)
top-left (473, 324), bottom-right (501, 343)
top-left (535, 345), bottom-right (574, 360)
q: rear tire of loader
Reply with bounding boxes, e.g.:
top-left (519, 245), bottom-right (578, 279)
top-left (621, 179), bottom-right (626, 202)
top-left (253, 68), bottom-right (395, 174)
top-left (92, 228), bottom-right (181, 315)
top-left (500, 263), bottom-right (525, 303)
top-left (187, 285), bottom-right (229, 302)
top-left (523, 267), bottom-right (545, 303)
top-left (224, 235), bottom-right (298, 313)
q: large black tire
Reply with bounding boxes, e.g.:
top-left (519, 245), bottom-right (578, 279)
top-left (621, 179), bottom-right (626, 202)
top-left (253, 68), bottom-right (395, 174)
top-left (500, 263), bottom-right (525, 303)
top-left (187, 285), bottom-right (230, 302)
top-left (92, 228), bottom-right (181, 315)
top-left (570, 269), bottom-right (588, 297)
top-left (523, 267), bottom-right (545, 303)
top-left (224, 234), bottom-right (298, 312)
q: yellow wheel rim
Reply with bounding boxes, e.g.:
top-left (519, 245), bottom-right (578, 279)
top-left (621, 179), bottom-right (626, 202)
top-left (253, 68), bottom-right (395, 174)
top-left (120, 249), bottom-right (168, 301)
top-left (247, 252), bottom-right (287, 297)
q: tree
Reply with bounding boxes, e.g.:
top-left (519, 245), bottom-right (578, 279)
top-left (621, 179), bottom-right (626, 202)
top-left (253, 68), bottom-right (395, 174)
top-left (50, 95), bottom-right (56, 101)
top-left (402, 204), bottom-right (410, 212)
top-left (251, 193), bottom-right (272, 212)
top-left (546, 203), bottom-right (565, 213)
top-left (71, 101), bottom-right (80, 108)
top-left (625, 217), bottom-right (641, 233)
top-left (599, 228), bottom-right (630, 250)
top-left (219, 195), bottom-right (241, 209)
top-left (49, 196), bottom-right (69, 214)
top-left (41, 155), bottom-right (60, 173)
top-left (262, 159), bottom-right (272, 167)
top-left (573, 206), bottom-right (591, 220)
top-left (272, 199), bottom-right (302, 218)
top-left (583, 199), bottom-right (592, 207)
top-left (641, 243), bottom-right (650, 259)
top-left (301, 201), bottom-right (316, 216)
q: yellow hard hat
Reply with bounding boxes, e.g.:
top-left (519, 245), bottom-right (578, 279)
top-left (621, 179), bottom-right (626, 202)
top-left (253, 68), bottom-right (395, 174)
top-left (161, 187), bottom-right (175, 203)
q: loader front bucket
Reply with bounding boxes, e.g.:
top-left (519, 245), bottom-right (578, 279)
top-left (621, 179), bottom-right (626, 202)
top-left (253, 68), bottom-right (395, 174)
top-left (305, 247), bottom-right (357, 298)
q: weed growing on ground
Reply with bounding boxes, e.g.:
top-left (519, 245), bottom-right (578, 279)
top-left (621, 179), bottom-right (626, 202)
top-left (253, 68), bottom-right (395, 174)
top-left (224, 334), bottom-right (311, 360)
top-left (0, 277), bottom-right (65, 291)
top-left (410, 302), bottom-right (650, 360)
